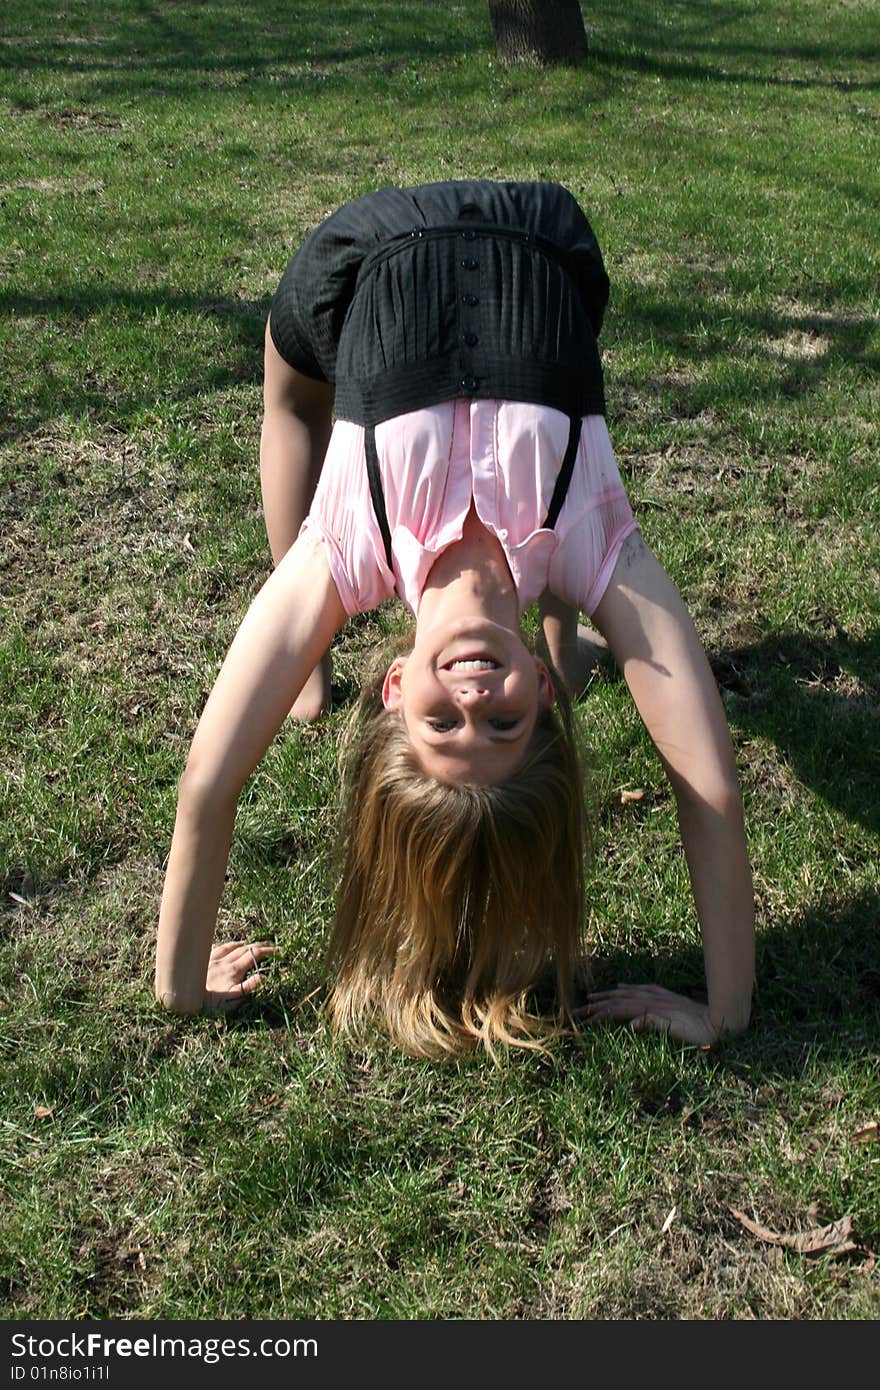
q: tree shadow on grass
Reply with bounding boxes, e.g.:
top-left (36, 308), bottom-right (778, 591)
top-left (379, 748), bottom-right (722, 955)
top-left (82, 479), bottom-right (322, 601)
top-left (6, 38), bottom-right (878, 443)
top-left (4, 0), bottom-right (876, 96)
top-left (587, 0), bottom-right (880, 92)
top-left (10, 263), bottom-right (876, 443)
top-left (592, 35), bottom-right (880, 95)
top-left (1, 288), bottom-right (268, 442)
top-left (0, 0), bottom-right (485, 103)
top-left (609, 278), bottom-right (880, 424)
top-left (584, 626), bottom-right (879, 836)
top-left (582, 886), bottom-right (880, 1079)
top-left (8, 283), bottom-right (878, 450)
top-left (712, 628), bottom-right (880, 836)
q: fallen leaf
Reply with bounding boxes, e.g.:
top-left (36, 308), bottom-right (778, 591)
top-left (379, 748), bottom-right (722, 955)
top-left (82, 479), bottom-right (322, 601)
top-left (660, 1204), bottom-right (677, 1235)
top-left (731, 1207), bottom-right (859, 1257)
top-left (853, 1121), bottom-right (879, 1144)
top-left (620, 788), bottom-right (645, 804)
top-left (33, 1105), bottom-right (53, 1120)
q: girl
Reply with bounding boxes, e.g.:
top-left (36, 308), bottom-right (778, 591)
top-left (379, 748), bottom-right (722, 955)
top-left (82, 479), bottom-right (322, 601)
top-left (155, 181), bottom-right (754, 1056)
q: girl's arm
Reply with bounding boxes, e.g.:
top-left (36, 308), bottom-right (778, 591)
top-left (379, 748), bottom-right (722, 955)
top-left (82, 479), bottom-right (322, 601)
top-left (587, 532), bottom-right (755, 1044)
top-left (155, 529), bottom-right (347, 1014)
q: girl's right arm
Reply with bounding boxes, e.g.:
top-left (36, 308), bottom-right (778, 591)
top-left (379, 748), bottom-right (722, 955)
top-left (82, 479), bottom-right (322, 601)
top-left (588, 532), bottom-right (755, 1044)
top-left (155, 528), bottom-right (347, 1014)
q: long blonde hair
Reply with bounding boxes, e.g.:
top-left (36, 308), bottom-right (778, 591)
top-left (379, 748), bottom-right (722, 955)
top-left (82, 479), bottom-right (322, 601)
top-left (326, 637), bottom-right (591, 1059)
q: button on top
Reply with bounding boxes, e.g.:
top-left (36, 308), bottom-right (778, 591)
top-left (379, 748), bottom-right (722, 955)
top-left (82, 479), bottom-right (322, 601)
top-left (460, 257), bottom-right (479, 271)
top-left (463, 332), bottom-right (479, 347)
top-left (461, 229), bottom-right (477, 241)
top-left (460, 376), bottom-right (479, 393)
top-left (461, 293), bottom-right (479, 307)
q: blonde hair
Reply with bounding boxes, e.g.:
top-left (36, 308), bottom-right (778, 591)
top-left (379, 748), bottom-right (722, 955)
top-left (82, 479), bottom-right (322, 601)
top-left (325, 637), bottom-right (590, 1059)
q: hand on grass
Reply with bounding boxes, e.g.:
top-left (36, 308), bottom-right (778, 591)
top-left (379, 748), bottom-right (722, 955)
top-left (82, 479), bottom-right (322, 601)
top-left (204, 940), bottom-right (276, 1014)
top-left (576, 984), bottom-right (719, 1047)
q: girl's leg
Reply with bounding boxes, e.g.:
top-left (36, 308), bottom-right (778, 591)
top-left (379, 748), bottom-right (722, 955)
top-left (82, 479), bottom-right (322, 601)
top-left (538, 590), bottom-right (608, 697)
top-left (261, 322), bottom-right (335, 719)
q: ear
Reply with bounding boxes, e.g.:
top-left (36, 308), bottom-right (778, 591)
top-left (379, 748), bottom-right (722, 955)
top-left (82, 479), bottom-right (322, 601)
top-left (381, 656), bottom-right (408, 712)
top-left (535, 658), bottom-right (555, 709)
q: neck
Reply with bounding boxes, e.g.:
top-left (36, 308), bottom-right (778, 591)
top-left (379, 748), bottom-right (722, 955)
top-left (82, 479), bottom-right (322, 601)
top-left (417, 504), bottom-right (519, 632)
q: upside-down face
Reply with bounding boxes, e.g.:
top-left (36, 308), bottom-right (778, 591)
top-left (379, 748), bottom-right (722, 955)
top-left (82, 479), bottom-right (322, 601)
top-left (382, 614), bottom-right (555, 786)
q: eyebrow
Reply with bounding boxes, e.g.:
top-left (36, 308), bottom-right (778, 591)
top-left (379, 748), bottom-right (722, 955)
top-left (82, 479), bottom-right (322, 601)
top-left (417, 738), bottom-right (530, 785)
top-left (419, 726), bottom-right (529, 751)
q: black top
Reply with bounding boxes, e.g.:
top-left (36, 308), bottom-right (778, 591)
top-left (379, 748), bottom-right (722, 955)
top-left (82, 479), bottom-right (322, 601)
top-left (269, 180), bottom-right (609, 426)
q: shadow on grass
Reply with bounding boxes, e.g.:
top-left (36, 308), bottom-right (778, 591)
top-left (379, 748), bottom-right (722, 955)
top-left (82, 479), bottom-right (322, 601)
top-left (591, 31), bottom-right (880, 94)
top-left (3, 0), bottom-right (875, 95)
top-left (1, 288), bottom-right (268, 442)
top-left (610, 282), bottom-right (880, 415)
top-left (580, 0), bottom-right (880, 94)
top-left (713, 628), bottom-right (880, 835)
top-left (580, 628), bottom-right (878, 835)
top-left (582, 886), bottom-right (880, 1073)
top-left (0, 0), bottom-right (484, 100)
top-left (225, 886), bottom-right (880, 1093)
top-left (5, 272), bottom-right (878, 442)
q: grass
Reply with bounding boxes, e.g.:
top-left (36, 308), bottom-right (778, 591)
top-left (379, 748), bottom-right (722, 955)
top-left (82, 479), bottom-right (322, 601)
top-left (1, 0), bottom-right (879, 1320)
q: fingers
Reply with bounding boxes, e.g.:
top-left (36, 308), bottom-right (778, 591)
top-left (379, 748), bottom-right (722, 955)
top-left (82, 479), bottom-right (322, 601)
top-left (628, 1012), bottom-right (671, 1035)
top-left (235, 942), bottom-right (277, 971)
top-left (572, 986), bottom-right (643, 1015)
top-left (572, 984), bottom-right (678, 1029)
top-left (206, 942), bottom-right (278, 1008)
top-left (587, 984), bottom-right (667, 1004)
top-left (210, 940), bottom-right (242, 959)
top-left (249, 942), bottom-right (277, 962)
top-left (211, 940), bottom-right (277, 965)
top-left (583, 999), bottom-right (649, 1024)
top-left (234, 943), bottom-right (276, 992)
top-left (571, 984), bottom-right (714, 1045)
top-left (239, 944), bottom-right (276, 988)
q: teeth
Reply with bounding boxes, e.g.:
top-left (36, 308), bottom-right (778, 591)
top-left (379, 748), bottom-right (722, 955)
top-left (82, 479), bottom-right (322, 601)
top-left (447, 659), bottom-right (498, 670)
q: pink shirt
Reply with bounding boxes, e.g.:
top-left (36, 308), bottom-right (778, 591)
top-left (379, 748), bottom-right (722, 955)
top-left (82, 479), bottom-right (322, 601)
top-left (301, 399), bottom-right (639, 618)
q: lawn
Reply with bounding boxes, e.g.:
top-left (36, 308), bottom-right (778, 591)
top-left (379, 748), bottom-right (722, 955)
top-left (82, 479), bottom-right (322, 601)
top-left (1, 0), bottom-right (878, 1319)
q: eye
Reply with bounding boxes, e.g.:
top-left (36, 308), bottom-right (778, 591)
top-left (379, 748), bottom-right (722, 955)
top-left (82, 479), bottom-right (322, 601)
top-left (427, 718), bottom-right (458, 732)
top-left (489, 718), bottom-right (520, 732)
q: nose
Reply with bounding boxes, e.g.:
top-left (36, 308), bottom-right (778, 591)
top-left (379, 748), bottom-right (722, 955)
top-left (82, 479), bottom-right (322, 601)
top-left (454, 684), bottom-right (491, 706)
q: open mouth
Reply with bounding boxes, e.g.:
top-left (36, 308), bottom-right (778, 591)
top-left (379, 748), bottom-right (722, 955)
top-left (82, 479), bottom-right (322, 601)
top-left (439, 653), bottom-right (500, 669)
top-left (442, 656), bottom-right (500, 672)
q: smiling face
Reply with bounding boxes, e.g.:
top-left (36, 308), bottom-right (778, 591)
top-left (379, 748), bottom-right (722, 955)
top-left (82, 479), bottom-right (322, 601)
top-left (381, 616), bottom-right (555, 785)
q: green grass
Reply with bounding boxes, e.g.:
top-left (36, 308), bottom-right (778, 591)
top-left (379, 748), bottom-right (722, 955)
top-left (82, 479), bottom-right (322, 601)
top-left (2, 0), bottom-right (879, 1319)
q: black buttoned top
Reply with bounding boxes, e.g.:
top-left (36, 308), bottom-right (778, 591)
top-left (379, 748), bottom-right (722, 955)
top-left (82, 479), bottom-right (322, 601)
top-left (269, 179), bottom-right (609, 427)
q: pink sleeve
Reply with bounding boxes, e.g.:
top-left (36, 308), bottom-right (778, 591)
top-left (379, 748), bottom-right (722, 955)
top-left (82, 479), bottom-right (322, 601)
top-left (548, 417), bottom-right (640, 616)
top-left (298, 517), bottom-right (394, 618)
top-left (298, 418), bottom-right (396, 617)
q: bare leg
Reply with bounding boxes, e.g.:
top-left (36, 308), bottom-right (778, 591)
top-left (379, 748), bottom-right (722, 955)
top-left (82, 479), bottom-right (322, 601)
top-left (261, 323), bottom-right (335, 720)
top-left (538, 590), bottom-right (608, 697)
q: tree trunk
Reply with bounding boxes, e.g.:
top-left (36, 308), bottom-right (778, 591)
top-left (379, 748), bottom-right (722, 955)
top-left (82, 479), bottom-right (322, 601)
top-left (488, 0), bottom-right (588, 67)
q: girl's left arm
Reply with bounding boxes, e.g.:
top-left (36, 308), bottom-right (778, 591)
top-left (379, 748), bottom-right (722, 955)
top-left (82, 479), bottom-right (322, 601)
top-left (588, 532), bottom-right (755, 1045)
top-left (155, 529), bottom-right (347, 1015)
